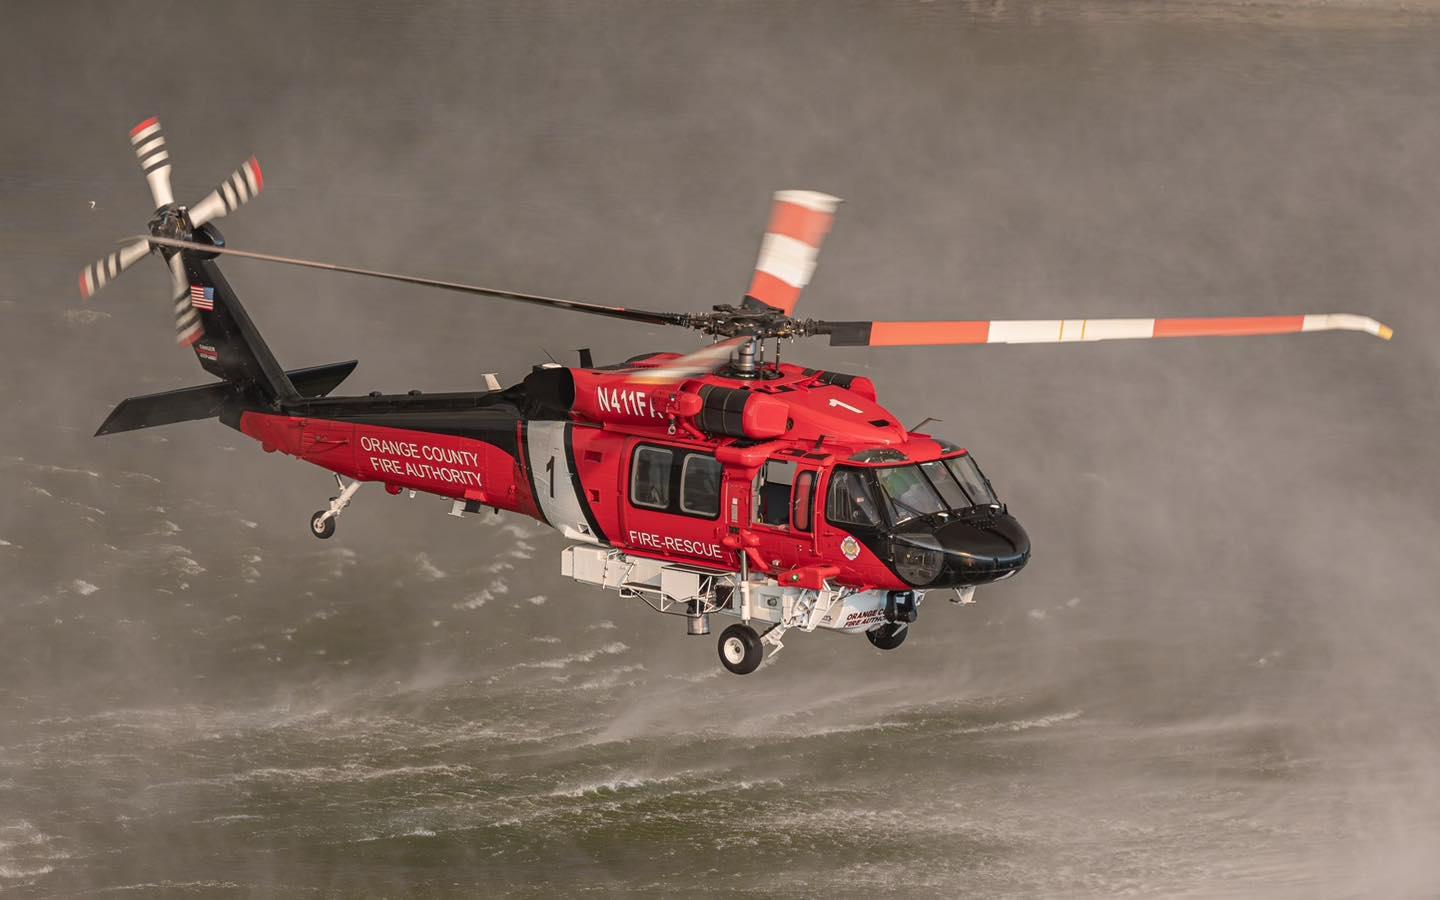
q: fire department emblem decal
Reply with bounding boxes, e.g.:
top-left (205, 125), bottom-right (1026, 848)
top-left (840, 535), bottom-right (861, 561)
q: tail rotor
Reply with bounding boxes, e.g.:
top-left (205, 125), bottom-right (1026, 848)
top-left (78, 116), bottom-right (264, 345)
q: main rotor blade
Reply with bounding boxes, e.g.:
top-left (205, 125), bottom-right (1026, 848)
top-left (624, 335), bottom-right (753, 383)
top-left (743, 190), bottom-right (841, 317)
top-left (140, 235), bottom-right (694, 328)
top-left (821, 314), bottom-right (1394, 347)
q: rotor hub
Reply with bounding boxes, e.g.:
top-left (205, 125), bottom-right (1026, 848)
top-left (147, 206), bottom-right (192, 244)
top-left (696, 304), bottom-right (810, 340)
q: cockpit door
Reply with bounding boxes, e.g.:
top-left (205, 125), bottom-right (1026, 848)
top-left (747, 455), bottom-right (821, 570)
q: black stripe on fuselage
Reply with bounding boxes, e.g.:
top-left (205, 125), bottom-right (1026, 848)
top-left (518, 419), bottom-right (550, 527)
top-left (564, 423), bottom-right (606, 544)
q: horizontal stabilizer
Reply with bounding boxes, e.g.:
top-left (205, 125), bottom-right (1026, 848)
top-left (287, 360), bottom-right (358, 398)
top-left (95, 381), bottom-right (234, 436)
top-left (96, 360), bottom-right (358, 436)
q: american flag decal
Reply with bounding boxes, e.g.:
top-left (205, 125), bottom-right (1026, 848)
top-left (189, 285), bottom-right (215, 311)
top-left (196, 343), bottom-right (218, 361)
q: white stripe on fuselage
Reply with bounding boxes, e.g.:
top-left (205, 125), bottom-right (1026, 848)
top-left (525, 421), bottom-right (599, 544)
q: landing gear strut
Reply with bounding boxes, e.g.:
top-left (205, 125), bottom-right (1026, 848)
top-left (310, 474), bottom-right (361, 540)
top-left (717, 623), bottom-right (764, 675)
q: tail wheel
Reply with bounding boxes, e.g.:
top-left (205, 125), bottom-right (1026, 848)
top-left (717, 624), bottom-right (763, 675)
top-left (310, 511), bottom-right (336, 540)
top-left (866, 623), bottom-right (908, 651)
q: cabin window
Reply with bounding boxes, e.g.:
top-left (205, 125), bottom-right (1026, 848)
top-left (792, 470), bottom-right (816, 532)
top-left (629, 445), bottom-right (722, 520)
top-left (630, 446), bottom-right (673, 510)
top-left (826, 467), bottom-right (883, 528)
top-left (754, 459), bottom-right (796, 527)
top-left (680, 454), bottom-right (722, 517)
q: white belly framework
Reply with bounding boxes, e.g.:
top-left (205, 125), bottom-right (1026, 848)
top-left (561, 544), bottom-right (922, 639)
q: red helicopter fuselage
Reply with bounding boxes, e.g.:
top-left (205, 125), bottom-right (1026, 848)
top-left (235, 354), bottom-right (1030, 594)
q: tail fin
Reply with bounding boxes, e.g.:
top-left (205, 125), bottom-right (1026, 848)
top-left (174, 228), bottom-right (298, 405)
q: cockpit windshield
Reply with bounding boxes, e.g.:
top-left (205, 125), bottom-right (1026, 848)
top-left (872, 454), bottom-right (999, 524)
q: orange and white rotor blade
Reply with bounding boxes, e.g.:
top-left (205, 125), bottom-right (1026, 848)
top-left (744, 190), bottom-right (841, 316)
top-left (825, 313), bottom-right (1393, 347)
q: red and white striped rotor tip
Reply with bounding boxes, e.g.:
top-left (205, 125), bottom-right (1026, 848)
top-left (78, 238), bottom-right (150, 300)
top-left (130, 116), bottom-right (174, 209)
top-left (187, 156), bottom-right (264, 229)
top-left (746, 189), bottom-right (841, 316)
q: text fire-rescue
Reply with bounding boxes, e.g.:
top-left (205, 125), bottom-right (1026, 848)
top-left (597, 387), bottom-right (665, 420)
top-left (627, 530), bottom-right (724, 560)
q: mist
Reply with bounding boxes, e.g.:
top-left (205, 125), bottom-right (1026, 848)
top-left (2, 1), bottom-right (1438, 895)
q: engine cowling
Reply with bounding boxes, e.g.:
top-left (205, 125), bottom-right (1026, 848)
top-left (695, 385), bottom-right (789, 439)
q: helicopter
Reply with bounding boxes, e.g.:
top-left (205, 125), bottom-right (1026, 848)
top-left (79, 119), bottom-right (1393, 674)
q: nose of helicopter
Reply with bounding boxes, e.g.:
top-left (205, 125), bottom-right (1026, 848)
top-left (933, 511), bottom-right (1031, 585)
top-left (938, 509), bottom-right (1031, 578)
top-left (887, 510), bottom-right (1031, 589)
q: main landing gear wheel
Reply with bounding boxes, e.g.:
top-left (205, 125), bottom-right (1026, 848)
top-left (310, 511), bottom-right (336, 540)
top-left (718, 624), bottom-right (764, 675)
top-left (866, 623), bottom-right (908, 650)
top-left (310, 476), bottom-right (361, 540)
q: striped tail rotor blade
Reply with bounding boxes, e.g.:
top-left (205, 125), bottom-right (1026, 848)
top-left (825, 314), bottom-right (1395, 347)
top-left (744, 190), bottom-right (841, 316)
top-left (78, 238), bottom-right (151, 300)
top-left (130, 117), bottom-right (175, 210)
top-left (169, 253), bottom-right (204, 346)
top-left (187, 156), bottom-right (264, 228)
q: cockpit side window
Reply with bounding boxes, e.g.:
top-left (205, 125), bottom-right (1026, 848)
top-left (825, 467), bottom-right (883, 528)
top-left (792, 471), bottom-right (816, 532)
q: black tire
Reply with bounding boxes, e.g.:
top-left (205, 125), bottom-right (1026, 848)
top-left (866, 623), bottom-right (908, 651)
top-left (717, 624), bottom-right (764, 675)
top-left (310, 511), bottom-right (336, 540)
